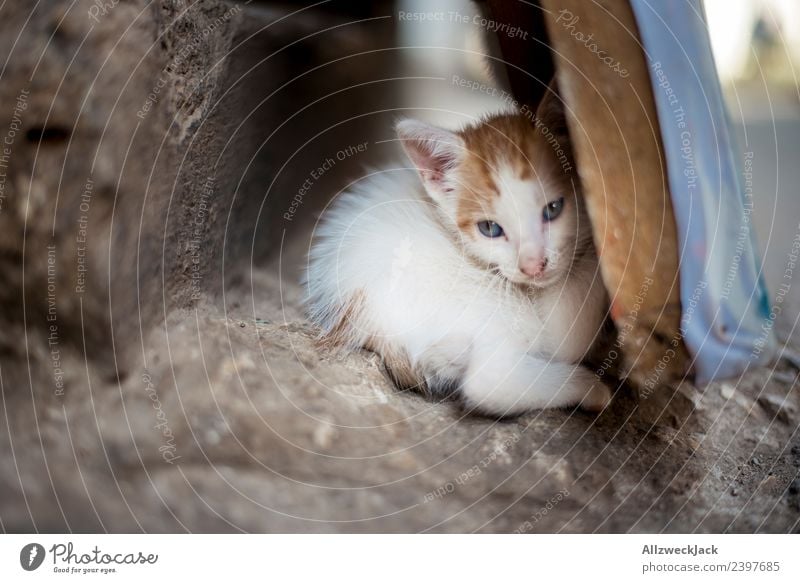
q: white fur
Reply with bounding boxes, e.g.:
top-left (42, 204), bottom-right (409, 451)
top-left (304, 167), bottom-right (611, 417)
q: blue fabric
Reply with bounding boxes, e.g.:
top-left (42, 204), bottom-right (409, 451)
top-left (630, 0), bottom-right (775, 383)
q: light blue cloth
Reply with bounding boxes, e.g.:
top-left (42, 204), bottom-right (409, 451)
top-left (630, 0), bottom-right (776, 383)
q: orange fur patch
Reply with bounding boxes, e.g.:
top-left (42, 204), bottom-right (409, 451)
top-left (318, 289), bottom-right (366, 350)
top-left (320, 292), bottom-right (426, 392)
top-left (454, 113), bottom-right (573, 230)
top-left (366, 338), bottom-right (424, 392)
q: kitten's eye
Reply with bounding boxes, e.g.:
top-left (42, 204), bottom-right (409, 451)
top-left (477, 220), bottom-right (504, 238)
top-left (542, 197), bottom-right (565, 222)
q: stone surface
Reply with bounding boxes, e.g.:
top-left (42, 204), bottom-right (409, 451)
top-left (0, 0), bottom-right (798, 533)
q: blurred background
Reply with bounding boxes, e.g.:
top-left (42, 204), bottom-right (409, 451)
top-left (1, 0), bottom-right (798, 533)
top-left (705, 0), bottom-right (800, 343)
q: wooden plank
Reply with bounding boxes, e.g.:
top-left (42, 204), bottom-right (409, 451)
top-left (539, 0), bottom-right (688, 389)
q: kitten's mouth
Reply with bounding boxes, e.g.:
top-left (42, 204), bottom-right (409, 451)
top-left (502, 270), bottom-right (561, 288)
top-left (490, 263), bottom-right (562, 288)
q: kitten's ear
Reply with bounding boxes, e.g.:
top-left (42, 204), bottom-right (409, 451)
top-left (396, 119), bottom-right (463, 201)
top-left (534, 79), bottom-right (569, 141)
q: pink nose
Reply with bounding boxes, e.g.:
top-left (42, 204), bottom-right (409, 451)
top-left (520, 257), bottom-right (547, 277)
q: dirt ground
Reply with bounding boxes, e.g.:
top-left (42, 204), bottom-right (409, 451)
top-left (1, 0), bottom-right (798, 533)
top-left (4, 257), bottom-right (800, 532)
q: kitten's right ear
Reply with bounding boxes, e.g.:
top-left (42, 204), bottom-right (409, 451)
top-left (396, 119), bottom-right (463, 201)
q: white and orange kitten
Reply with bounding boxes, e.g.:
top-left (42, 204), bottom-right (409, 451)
top-left (304, 88), bottom-right (611, 417)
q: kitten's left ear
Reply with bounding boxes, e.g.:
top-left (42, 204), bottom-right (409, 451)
top-left (534, 79), bottom-right (569, 141)
top-left (396, 119), bottom-right (464, 202)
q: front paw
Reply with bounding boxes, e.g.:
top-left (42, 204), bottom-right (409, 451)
top-left (581, 382), bottom-right (612, 413)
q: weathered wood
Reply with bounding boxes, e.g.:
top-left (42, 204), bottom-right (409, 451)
top-left (539, 0), bottom-right (689, 388)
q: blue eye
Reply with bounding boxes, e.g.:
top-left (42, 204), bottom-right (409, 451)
top-left (477, 220), bottom-right (504, 238)
top-left (542, 197), bottom-right (565, 222)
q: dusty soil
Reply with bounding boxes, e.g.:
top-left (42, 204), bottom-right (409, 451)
top-left (0, 0), bottom-right (798, 533)
top-left (4, 258), bottom-right (800, 533)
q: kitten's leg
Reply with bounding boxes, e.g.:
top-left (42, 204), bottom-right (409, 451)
top-left (459, 344), bottom-right (611, 417)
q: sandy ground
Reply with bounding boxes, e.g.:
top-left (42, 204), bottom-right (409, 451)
top-left (0, 0), bottom-right (798, 533)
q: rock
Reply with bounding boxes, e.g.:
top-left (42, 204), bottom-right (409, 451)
top-left (758, 394), bottom-right (798, 424)
top-left (720, 383), bottom-right (768, 421)
top-left (0, 0), bottom-right (798, 534)
top-left (721, 384), bottom-right (736, 400)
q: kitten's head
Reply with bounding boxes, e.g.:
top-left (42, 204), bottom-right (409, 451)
top-left (397, 85), bottom-right (592, 288)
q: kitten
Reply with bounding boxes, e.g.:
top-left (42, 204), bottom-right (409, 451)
top-left (304, 87), bottom-right (611, 417)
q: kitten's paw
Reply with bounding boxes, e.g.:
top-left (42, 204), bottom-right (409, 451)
top-left (580, 382), bottom-right (612, 413)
